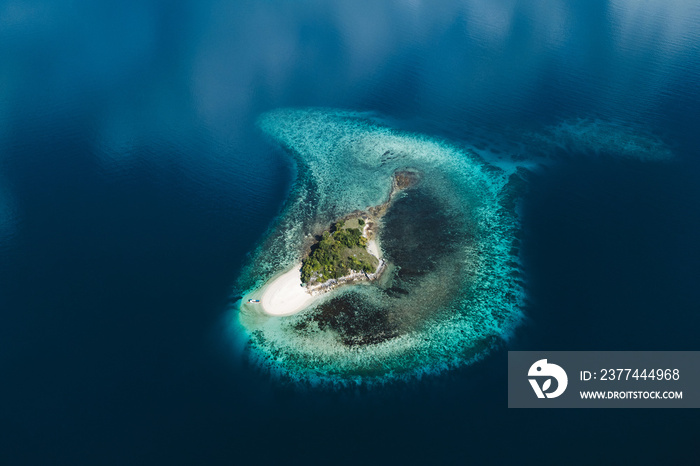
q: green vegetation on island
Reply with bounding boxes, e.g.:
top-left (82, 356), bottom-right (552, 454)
top-left (301, 219), bottom-right (378, 284)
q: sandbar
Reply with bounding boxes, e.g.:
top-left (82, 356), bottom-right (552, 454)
top-left (367, 239), bottom-right (380, 259)
top-left (258, 264), bottom-right (315, 316)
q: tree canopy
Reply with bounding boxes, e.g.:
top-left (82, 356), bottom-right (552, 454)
top-left (301, 224), bottom-right (375, 283)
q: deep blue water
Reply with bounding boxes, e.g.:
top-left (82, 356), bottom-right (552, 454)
top-left (2, 0), bottom-right (700, 464)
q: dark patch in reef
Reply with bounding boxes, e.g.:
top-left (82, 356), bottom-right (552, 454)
top-left (301, 292), bottom-right (402, 346)
top-left (393, 169), bottom-right (421, 190)
top-left (381, 186), bottom-right (466, 283)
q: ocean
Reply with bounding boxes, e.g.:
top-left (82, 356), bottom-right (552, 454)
top-left (1, 0), bottom-right (699, 464)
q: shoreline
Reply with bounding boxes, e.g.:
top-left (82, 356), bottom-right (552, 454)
top-left (249, 169), bottom-right (419, 317)
top-left (253, 246), bottom-right (385, 317)
top-left (257, 264), bottom-right (314, 316)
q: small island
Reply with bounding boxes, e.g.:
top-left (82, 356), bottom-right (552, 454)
top-left (301, 216), bottom-right (383, 289)
top-left (246, 169), bottom-right (418, 316)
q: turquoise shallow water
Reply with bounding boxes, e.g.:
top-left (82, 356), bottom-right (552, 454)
top-left (235, 109), bottom-right (525, 384)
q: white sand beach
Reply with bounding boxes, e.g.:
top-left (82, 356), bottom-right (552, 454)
top-left (259, 264), bottom-right (315, 316)
top-left (363, 220), bottom-right (381, 259)
top-left (367, 239), bottom-right (380, 259)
